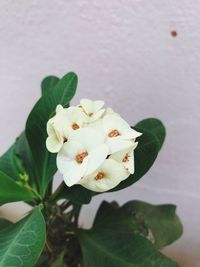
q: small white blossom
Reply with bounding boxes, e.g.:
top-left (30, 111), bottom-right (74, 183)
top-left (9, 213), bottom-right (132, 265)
top-left (46, 105), bottom-right (65, 153)
top-left (102, 114), bottom-right (141, 153)
top-left (54, 106), bottom-right (88, 138)
top-left (110, 143), bottom-right (138, 174)
top-left (79, 158), bottom-right (129, 192)
top-left (80, 98), bottom-right (105, 122)
top-left (56, 128), bottom-right (108, 187)
top-left (46, 105), bottom-right (88, 153)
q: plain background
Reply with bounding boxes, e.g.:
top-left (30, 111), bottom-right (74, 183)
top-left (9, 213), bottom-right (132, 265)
top-left (0, 1), bottom-right (200, 266)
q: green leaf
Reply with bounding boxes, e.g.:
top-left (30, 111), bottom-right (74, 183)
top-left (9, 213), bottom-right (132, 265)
top-left (111, 129), bottom-right (160, 191)
top-left (78, 200), bottom-right (182, 266)
top-left (93, 201), bottom-right (148, 237)
top-left (54, 183), bottom-right (92, 205)
top-left (122, 201), bottom-right (183, 249)
top-left (0, 171), bottom-right (36, 204)
top-left (0, 207), bottom-right (46, 267)
top-left (41, 75), bottom-right (60, 96)
top-left (135, 118), bottom-right (166, 150)
top-left (0, 219), bottom-right (12, 230)
top-left (26, 72), bottom-right (78, 196)
top-left (78, 229), bottom-right (179, 267)
top-left (0, 133), bottom-right (37, 188)
top-left (15, 133), bottom-right (38, 187)
top-left (94, 201), bottom-right (182, 249)
top-left (0, 140), bottom-right (24, 182)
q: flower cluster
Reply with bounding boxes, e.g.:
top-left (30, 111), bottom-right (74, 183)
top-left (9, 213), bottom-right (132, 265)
top-left (46, 99), bottom-right (141, 192)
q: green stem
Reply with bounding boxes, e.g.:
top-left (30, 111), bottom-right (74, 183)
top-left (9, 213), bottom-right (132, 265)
top-left (45, 180), bottom-right (53, 200)
top-left (25, 184), bottom-right (42, 201)
top-left (50, 181), bottom-right (66, 202)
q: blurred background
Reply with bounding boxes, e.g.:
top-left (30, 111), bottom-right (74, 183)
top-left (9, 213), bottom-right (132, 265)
top-left (0, 1), bottom-right (200, 266)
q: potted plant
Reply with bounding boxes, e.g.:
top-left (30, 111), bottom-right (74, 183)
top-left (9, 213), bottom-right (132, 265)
top-left (0, 72), bottom-right (183, 267)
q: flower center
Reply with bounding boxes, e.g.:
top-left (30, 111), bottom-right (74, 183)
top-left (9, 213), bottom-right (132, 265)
top-left (122, 153), bottom-right (129, 162)
top-left (88, 112), bottom-right (93, 117)
top-left (95, 172), bottom-right (105, 180)
top-left (76, 151), bottom-right (88, 164)
top-left (108, 129), bottom-right (120, 137)
top-left (72, 123), bottom-right (80, 130)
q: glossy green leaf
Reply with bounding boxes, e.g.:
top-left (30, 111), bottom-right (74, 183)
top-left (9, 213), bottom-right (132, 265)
top-left (135, 118), bottom-right (166, 150)
top-left (93, 201), bottom-right (148, 238)
top-left (111, 129), bottom-right (160, 191)
top-left (0, 171), bottom-right (36, 204)
top-left (0, 140), bottom-right (24, 182)
top-left (41, 75), bottom-right (60, 96)
top-left (54, 183), bottom-right (92, 205)
top-left (26, 72), bottom-right (78, 196)
top-left (78, 229), bottom-right (179, 267)
top-left (0, 219), bottom-right (12, 230)
top-left (15, 133), bottom-right (38, 186)
top-left (0, 133), bottom-right (37, 188)
top-left (94, 201), bottom-right (182, 249)
top-left (122, 201), bottom-right (183, 248)
top-left (79, 199), bottom-right (181, 266)
top-left (0, 207), bottom-right (46, 267)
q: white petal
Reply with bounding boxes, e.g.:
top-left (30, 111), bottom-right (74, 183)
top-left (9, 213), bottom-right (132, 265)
top-left (65, 106), bottom-right (88, 125)
top-left (57, 141), bottom-right (89, 186)
top-left (56, 104), bottom-right (64, 113)
top-left (63, 160), bottom-right (88, 186)
top-left (122, 128), bottom-right (142, 139)
top-left (110, 143), bottom-right (138, 174)
top-left (57, 141), bottom-right (86, 173)
top-left (80, 99), bottom-right (93, 115)
top-left (80, 99), bottom-right (104, 115)
top-left (46, 136), bottom-right (63, 153)
top-left (85, 144), bottom-right (109, 176)
top-left (93, 100), bottom-right (105, 113)
top-left (69, 127), bottom-right (105, 151)
top-left (61, 107), bottom-right (88, 137)
top-left (106, 138), bottom-right (134, 153)
top-left (88, 109), bottom-right (105, 122)
top-left (47, 119), bottom-right (55, 136)
top-left (53, 109), bottom-right (69, 136)
top-left (80, 159), bottom-right (129, 192)
top-left (103, 114), bottom-right (130, 135)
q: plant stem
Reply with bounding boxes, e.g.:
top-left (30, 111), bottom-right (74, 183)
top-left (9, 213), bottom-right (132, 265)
top-left (50, 181), bottom-right (66, 202)
top-left (25, 184), bottom-right (42, 202)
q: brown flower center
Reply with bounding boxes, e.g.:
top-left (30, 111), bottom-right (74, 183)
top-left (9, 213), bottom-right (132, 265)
top-left (72, 123), bottom-right (80, 130)
top-left (122, 153), bottom-right (129, 163)
top-left (108, 129), bottom-right (120, 137)
top-left (95, 172), bottom-right (105, 180)
top-left (76, 151), bottom-right (88, 164)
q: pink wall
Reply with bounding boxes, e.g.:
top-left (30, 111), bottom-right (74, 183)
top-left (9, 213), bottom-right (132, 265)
top-left (0, 1), bottom-right (200, 266)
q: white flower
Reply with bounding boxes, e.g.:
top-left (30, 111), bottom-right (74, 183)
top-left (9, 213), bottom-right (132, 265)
top-left (46, 105), bottom-right (65, 153)
top-left (46, 99), bottom-right (142, 193)
top-left (79, 158), bottom-right (129, 192)
top-left (102, 114), bottom-right (142, 153)
top-left (54, 106), bottom-right (88, 138)
top-left (46, 105), bottom-right (88, 153)
top-left (57, 127), bottom-right (108, 187)
top-left (110, 143), bottom-right (138, 174)
top-left (80, 98), bottom-right (105, 122)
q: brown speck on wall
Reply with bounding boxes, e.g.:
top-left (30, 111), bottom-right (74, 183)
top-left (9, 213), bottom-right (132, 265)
top-left (171, 30), bottom-right (178, 37)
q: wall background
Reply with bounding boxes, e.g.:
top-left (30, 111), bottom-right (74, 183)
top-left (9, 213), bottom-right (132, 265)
top-left (0, 1), bottom-right (200, 266)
